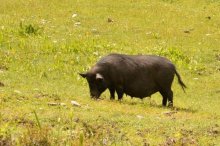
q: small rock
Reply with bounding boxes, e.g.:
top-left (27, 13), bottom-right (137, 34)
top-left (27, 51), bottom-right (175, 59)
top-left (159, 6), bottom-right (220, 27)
top-left (91, 28), bottom-right (97, 32)
top-left (91, 28), bottom-right (99, 34)
top-left (72, 13), bottom-right (77, 18)
top-left (48, 102), bottom-right (59, 106)
top-left (0, 82), bottom-right (4, 87)
top-left (74, 22), bottom-right (81, 26)
top-left (58, 117), bottom-right (61, 122)
top-left (74, 117), bottom-right (80, 122)
top-left (40, 19), bottom-right (47, 25)
top-left (60, 103), bottom-right (66, 106)
top-left (71, 100), bottom-right (81, 107)
top-left (107, 18), bottom-right (113, 23)
top-left (184, 28), bottom-right (194, 34)
top-left (47, 102), bottom-right (66, 106)
top-left (137, 115), bottom-right (144, 119)
top-left (146, 32), bottom-right (152, 35)
top-left (14, 90), bottom-right (22, 94)
top-left (206, 16), bottom-right (211, 20)
top-left (184, 30), bottom-right (190, 34)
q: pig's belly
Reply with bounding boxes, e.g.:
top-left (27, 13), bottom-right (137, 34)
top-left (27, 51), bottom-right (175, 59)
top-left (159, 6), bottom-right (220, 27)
top-left (124, 84), bottom-right (158, 98)
top-left (125, 89), bottom-right (157, 98)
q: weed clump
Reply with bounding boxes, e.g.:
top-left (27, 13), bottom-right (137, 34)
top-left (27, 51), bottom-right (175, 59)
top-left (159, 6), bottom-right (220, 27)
top-left (153, 47), bottom-right (206, 74)
top-left (19, 127), bottom-right (51, 146)
top-left (154, 47), bottom-right (190, 66)
top-left (19, 22), bottom-right (42, 36)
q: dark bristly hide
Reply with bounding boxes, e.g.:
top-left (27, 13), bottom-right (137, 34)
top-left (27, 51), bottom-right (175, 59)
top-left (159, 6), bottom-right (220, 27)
top-left (80, 53), bottom-right (186, 107)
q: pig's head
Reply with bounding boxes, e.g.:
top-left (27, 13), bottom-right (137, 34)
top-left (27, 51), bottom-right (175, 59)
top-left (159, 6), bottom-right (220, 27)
top-left (79, 72), bottom-right (107, 99)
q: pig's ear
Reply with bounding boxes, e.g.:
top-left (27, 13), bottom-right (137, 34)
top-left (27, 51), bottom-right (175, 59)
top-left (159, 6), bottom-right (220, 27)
top-left (79, 73), bottom-right (87, 78)
top-left (96, 73), bottom-right (103, 80)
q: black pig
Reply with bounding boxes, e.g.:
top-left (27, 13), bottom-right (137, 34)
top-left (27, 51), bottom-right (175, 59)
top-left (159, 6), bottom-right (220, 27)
top-left (79, 53), bottom-right (186, 107)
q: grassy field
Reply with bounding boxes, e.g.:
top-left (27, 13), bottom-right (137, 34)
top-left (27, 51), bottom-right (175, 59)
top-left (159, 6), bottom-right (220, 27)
top-left (0, 0), bottom-right (220, 145)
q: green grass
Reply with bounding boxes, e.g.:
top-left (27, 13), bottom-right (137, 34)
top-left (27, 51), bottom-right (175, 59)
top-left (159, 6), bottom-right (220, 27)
top-left (0, 0), bottom-right (220, 145)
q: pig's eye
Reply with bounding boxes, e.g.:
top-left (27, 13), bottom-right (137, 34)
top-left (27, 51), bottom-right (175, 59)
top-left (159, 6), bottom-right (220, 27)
top-left (96, 78), bottom-right (103, 83)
